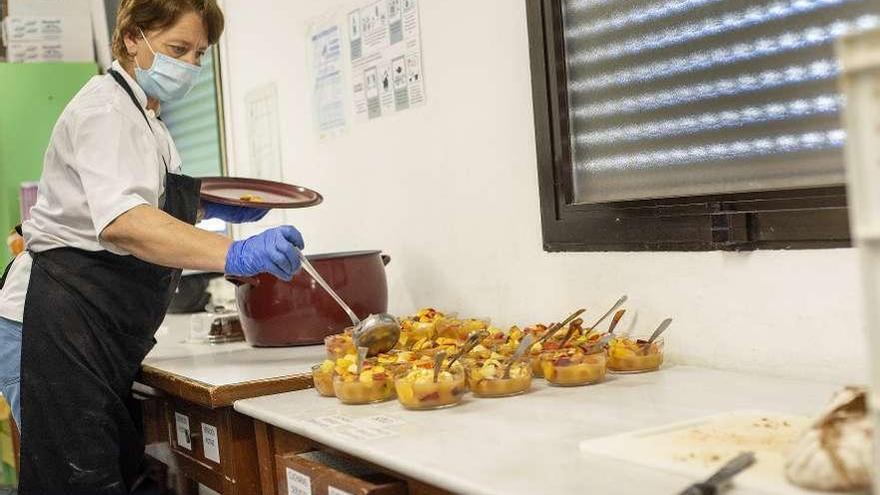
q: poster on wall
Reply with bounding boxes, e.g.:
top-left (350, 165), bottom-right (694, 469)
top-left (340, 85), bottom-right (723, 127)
top-left (349, 0), bottom-right (425, 122)
top-left (244, 83), bottom-right (283, 181)
top-left (309, 23), bottom-right (347, 139)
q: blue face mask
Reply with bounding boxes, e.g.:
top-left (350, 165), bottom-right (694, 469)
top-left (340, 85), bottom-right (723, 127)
top-left (135, 29), bottom-right (202, 102)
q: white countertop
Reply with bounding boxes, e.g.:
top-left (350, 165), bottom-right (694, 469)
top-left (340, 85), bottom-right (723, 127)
top-left (142, 314), bottom-right (325, 387)
top-left (234, 365), bottom-right (842, 495)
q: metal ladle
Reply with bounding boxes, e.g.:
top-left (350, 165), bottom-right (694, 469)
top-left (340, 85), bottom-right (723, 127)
top-left (297, 251), bottom-right (400, 356)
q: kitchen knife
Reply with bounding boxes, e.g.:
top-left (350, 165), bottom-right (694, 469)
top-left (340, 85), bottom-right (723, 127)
top-left (677, 452), bottom-right (756, 495)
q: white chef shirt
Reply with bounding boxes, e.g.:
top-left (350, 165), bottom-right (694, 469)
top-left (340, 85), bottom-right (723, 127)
top-left (0, 60), bottom-right (182, 323)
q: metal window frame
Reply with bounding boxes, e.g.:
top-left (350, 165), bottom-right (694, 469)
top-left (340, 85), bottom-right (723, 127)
top-left (526, 0), bottom-right (852, 252)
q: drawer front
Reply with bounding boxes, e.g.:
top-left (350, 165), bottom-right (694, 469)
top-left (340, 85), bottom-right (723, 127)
top-left (167, 400), bottom-right (225, 468)
top-left (276, 452), bottom-right (407, 495)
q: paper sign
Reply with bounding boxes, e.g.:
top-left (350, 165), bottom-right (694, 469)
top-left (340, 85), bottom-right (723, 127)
top-left (350, 0), bottom-right (425, 122)
top-left (309, 23), bottom-right (347, 139)
top-left (244, 83), bottom-right (283, 181)
top-left (286, 467), bottom-right (312, 495)
top-left (328, 486), bottom-right (354, 495)
top-left (2, 12), bottom-right (94, 62)
top-left (201, 423), bottom-right (220, 463)
top-left (174, 412), bottom-right (192, 451)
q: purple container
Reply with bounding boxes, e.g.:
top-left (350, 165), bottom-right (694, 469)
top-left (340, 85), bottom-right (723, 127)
top-left (19, 182), bottom-right (38, 222)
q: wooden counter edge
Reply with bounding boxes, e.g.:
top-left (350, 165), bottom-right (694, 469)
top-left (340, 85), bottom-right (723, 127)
top-left (253, 420), bottom-right (454, 495)
top-left (138, 365), bottom-right (314, 409)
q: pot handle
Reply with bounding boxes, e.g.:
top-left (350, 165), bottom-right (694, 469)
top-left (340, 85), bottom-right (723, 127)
top-left (226, 275), bottom-right (261, 287)
top-left (381, 254), bottom-right (392, 266)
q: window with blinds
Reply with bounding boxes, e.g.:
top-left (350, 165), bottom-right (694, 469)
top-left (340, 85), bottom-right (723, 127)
top-left (161, 47), bottom-right (224, 178)
top-left (563, 0), bottom-right (880, 204)
top-left (162, 48), bottom-right (226, 235)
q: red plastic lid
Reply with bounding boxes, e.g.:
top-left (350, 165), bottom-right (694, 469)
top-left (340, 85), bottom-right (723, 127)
top-left (200, 177), bottom-right (323, 209)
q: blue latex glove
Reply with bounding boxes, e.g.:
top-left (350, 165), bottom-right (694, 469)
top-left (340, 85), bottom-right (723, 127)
top-left (225, 226), bottom-right (305, 281)
top-left (202, 200), bottom-right (269, 223)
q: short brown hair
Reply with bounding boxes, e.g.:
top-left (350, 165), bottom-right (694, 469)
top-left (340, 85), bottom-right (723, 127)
top-left (111, 0), bottom-right (225, 62)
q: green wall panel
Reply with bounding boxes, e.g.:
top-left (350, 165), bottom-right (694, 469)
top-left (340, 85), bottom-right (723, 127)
top-left (0, 62), bottom-right (98, 260)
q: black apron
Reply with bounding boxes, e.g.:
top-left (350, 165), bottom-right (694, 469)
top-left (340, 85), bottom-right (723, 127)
top-left (17, 69), bottom-right (201, 495)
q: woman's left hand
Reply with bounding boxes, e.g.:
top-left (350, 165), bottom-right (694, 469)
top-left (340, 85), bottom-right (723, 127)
top-left (201, 201), bottom-right (269, 223)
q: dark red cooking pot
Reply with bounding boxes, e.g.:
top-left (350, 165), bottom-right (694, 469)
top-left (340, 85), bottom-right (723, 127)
top-left (233, 250), bottom-right (390, 346)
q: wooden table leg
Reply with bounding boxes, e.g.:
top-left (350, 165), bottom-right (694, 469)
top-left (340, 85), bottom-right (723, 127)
top-left (254, 421), bottom-right (276, 495)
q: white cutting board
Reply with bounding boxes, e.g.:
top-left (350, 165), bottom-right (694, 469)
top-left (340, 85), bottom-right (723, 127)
top-left (579, 410), bottom-right (866, 495)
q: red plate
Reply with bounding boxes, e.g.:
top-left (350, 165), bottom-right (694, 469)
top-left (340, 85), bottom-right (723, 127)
top-left (199, 177), bottom-right (323, 209)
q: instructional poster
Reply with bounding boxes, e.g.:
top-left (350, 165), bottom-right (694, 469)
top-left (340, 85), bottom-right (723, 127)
top-left (349, 0), bottom-right (425, 122)
top-left (244, 83), bottom-right (282, 180)
top-left (309, 23), bottom-right (347, 139)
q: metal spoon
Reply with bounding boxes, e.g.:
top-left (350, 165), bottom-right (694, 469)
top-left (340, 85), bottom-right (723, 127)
top-left (640, 318), bottom-right (672, 355)
top-left (586, 295), bottom-right (628, 334)
top-left (502, 334), bottom-right (534, 379)
top-left (433, 351), bottom-right (447, 383)
top-left (297, 251), bottom-right (400, 355)
top-left (446, 330), bottom-right (489, 369)
top-left (607, 309), bottom-right (626, 334)
top-left (535, 308), bottom-right (586, 346)
top-left (559, 318), bottom-right (585, 348)
top-left (583, 333), bottom-right (614, 355)
top-left (647, 318), bottom-right (673, 344)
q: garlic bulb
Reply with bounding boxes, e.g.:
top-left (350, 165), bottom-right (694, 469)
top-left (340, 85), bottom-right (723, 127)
top-left (785, 386), bottom-right (872, 492)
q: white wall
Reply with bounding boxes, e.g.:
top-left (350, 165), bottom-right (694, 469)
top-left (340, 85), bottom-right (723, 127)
top-left (218, 0), bottom-right (867, 383)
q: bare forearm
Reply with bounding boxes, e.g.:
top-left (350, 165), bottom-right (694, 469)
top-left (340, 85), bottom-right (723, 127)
top-left (101, 205), bottom-right (231, 272)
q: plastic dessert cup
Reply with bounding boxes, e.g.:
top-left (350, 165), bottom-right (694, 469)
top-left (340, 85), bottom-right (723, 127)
top-left (540, 349), bottom-right (606, 386)
top-left (394, 364), bottom-right (467, 410)
top-left (466, 360), bottom-right (532, 398)
top-left (325, 333), bottom-right (355, 360)
top-left (332, 366), bottom-right (395, 404)
top-left (607, 338), bottom-right (664, 373)
top-left (311, 362), bottom-right (335, 397)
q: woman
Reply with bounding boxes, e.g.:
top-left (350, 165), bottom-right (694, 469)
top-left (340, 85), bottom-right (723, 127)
top-left (0, 1), bottom-right (303, 493)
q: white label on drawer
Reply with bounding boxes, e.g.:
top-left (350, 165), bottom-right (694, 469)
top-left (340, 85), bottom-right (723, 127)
top-left (286, 467), bottom-right (311, 495)
top-left (328, 487), bottom-right (353, 495)
top-left (174, 412), bottom-right (192, 450)
top-left (201, 423), bottom-right (220, 463)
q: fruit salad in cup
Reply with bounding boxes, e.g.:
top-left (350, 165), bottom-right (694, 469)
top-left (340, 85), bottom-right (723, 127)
top-left (311, 361), bottom-right (336, 397)
top-left (466, 343), bottom-right (494, 361)
top-left (540, 348), bottom-right (606, 386)
top-left (332, 356), bottom-right (395, 405)
top-left (408, 336), bottom-right (461, 357)
top-left (529, 339), bottom-right (563, 378)
top-left (466, 358), bottom-right (532, 398)
top-left (607, 337), bottom-right (664, 373)
top-left (325, 332), bottom-right (355, 360)
top-left (479, 327), bottom-right (509, 349)
top-left (435, 317), bottom-right (490, 340)
top-left (394, 361), bottom-right (467, 410)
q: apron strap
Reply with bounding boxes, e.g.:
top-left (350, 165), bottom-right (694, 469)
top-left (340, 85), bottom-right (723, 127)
top-left (0, 259), bottom-right (12, 290)
top-left (0, 225), bottom-right (22, 289)
top-left (108, 69), bottom-right (153, 132)
top-left (107, 69), bottom-right (170, 172)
